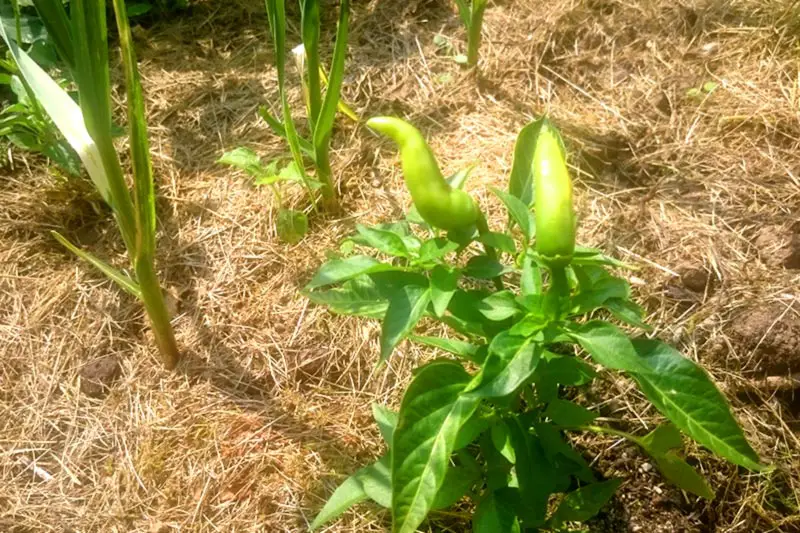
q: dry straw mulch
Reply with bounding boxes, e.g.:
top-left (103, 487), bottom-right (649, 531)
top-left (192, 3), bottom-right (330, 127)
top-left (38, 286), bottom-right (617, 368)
top-left (1, 0), bottom-right (799, 531)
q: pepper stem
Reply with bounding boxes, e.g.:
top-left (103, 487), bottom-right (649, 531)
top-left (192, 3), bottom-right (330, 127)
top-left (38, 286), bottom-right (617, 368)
top-left (546, 265), bottom-right (569, 318)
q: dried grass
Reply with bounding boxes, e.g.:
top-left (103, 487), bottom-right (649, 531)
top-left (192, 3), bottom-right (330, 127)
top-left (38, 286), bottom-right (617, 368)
top-left (1, 0), bottom-right (799, 531)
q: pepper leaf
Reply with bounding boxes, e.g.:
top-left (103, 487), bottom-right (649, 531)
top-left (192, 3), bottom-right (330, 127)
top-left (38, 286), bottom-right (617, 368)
top-left (380, 285), bottom-right (431, 362)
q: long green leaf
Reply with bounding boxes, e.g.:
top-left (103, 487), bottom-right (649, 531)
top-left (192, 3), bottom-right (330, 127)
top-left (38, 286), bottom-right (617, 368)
top-left (71, 0), bottom-right (137, 251)
top-left (473, 489), bottom-right (521, 533)
top-left (312, 0), bottom-right (349, 148)
top-left (51, 231), bottom-right (142, 299)
top-left (0, 22), bottom-right (112, 200)
top-left (630, 339), bottom-right (765, 471)
top-left (112, 0), bottom-right (156, 259)
top-left (569, 323), bottom-right (764, 471)
top-left (300, 0), bottom-right (321, 129)
top-left (380, 285), bottom-right (431, 362)
top-left (392, 361), bottom-right (480, 533)
top-left (257, 106), bottom-right (315, 157)
top-left (31, 0), bottom-right (75, 70)
top-left (310, 474), bottom-right (368, 530)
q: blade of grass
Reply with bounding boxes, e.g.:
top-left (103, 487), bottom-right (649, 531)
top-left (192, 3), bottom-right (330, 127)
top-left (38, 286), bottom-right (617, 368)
top-left (312, 0), bottom-right (349, 202)
top-left (51, 231), bottom-right (142, 299)
top-left (467, 0), bottom-right (487, 67)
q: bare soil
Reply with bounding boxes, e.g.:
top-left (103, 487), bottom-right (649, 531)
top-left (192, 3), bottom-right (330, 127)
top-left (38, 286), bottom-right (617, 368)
top-left (2, 0), bottom-right (800, 531)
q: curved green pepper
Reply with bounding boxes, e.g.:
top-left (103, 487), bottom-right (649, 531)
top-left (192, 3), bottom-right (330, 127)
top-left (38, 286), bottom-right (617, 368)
top-left (533, 120), bottom-right (575, 267)
top-left (366, 116), bottom-right (479, 231)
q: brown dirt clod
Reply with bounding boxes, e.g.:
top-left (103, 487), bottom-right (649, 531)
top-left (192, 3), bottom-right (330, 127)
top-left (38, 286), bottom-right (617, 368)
top-left (753, 225), bottom-right (800, 270)
top-left (728, 303), bottom-right (800, 377)
top-left (678, 265), bottom-right (714, 293)
top-left (78, 355), bottom-right (121, 398)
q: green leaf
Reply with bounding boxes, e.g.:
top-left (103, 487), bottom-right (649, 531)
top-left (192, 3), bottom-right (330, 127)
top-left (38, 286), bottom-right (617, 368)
top-left (465, 332), bottom-right (541, 399)
top-left (572, 246), bottom-right (633, 269)
top-left (30, 0), bottom-right (74, 70)
top-left (380, 285), bottom-right (431, 362)
top-left (508, 118), bottom-right (545, 206)
top-left (570, 323), bottom-right (764, 471)
top-left (567, 320), bottom-right (646, 372)
top-left (300, 0), bottom-right (321, 128)
top-left (257, 105), bottom-right (315, 157)
top-left (571, 275), bottom-right (631, 314)
top-left (534, 353), bottom-right (596, 403)
top-left (432, 452), bottom-right (481, 509)
top-left (639, 423), bottom-right (684, 456)
top-left (491, 186), bottom-right (534, 243)
top-left (306, 255), bottom-right (397, 289)
top-left (550, 479), bottom-right (621, 526)
top-left (535, 422), bottom-right (595, 484)
top-left (126, 2), bottom-right (152, 17)
top-left (0, 17), bottom-right (117, 207)
top-left (521, 252), bottom-right (543, 296)
top-left (304, 276), bottom-right (388, 318)
top-left (464, 256), bottom-right (510, 279)
top-left (391, 361), bottom-right (480, 533)
top-left (51, 231), bottom-right (142, 300)
top-left (491, 424), bottom-right (516, 464)
top-left (478, 290), bottom-right (521, 321)
top-left (112, 0), bottom-right (157, 259)
top-left (372, 404), bottom-right (398, 445)
top-left (430, 265), bottom-right (459, 317)
top-left (418, 237), bottom-right (459, 263)
top-left (217, 147), bottom-right (264, 176)
top-left (410, 335), bottom-right (484, 364)
top-left (630, 339), bottom-right (765, 471)
top-left (505, 420), bottom-right (555, 526)
top-left (356, 456), bottom-right (392, 507)
top-left (276, 208), bottom-right (308, 244)
top-left (479, 231), bottom-right (517, 255)
top-left (310, 474), bottom-right (367, 530)
top-left (311, 0), bottom-right (349, 151)
top-left (653, 451), bottom-right (715, 500)
top-left (356, 224), bottom-right (409, 257)
top-left (473, 489), bottom-right (521, 533)
top-left (545, 399), bottom-right (598, 427)
top-left (605, 298), bottom-right (651, 331)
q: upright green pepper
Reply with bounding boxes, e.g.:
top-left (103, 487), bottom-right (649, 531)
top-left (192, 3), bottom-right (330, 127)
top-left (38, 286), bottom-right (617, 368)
top-left (366, 116), bottom-right (479, 232)
top-left (533, 120), bottom-right (575, 267)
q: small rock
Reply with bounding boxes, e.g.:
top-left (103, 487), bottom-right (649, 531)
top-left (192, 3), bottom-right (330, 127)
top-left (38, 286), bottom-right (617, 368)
top-left (641, 462), bottom-right (653, 472)
top-left (754, 225), bottom-right (800, 269)
top-left (727, 303), bottom-right (800, 376)
top-left (79, 355), bottom-right (121, 398)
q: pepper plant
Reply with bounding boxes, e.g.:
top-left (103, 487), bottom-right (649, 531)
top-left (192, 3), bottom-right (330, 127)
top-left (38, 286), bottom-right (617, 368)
top-left (1, 0), bottom-right (180, 368)
top-left (304, 117), bottom-right (766, 531)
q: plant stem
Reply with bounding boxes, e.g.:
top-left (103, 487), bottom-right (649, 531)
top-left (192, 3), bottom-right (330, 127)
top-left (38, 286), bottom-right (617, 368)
top-left (545, 265), bottom-right (569, 317)
top-left (135, 258), bottom-right (180, 369)
top-left (467, 0), bottom-right (487, 68)
top-left (585, 424), bottom-right (641, 445)
top-left (314, 137), bottom-right (338, 209)
top-left (476, 211), bottom-right (503, 290)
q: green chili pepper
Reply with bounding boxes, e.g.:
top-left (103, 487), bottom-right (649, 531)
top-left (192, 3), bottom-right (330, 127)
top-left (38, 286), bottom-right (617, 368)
top-left (366, 116), bottom-right (479, 231)
top-left (533, 120), bottom-right (575, 267)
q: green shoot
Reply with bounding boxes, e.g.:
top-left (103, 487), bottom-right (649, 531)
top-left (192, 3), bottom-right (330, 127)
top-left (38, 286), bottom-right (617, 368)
top-left (454, 0), bottom-right (487, 67)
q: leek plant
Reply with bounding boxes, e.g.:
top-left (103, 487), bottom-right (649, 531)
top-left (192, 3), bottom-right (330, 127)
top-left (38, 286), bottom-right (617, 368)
top-left (258, 0), bottom-right (350, 208)
top-left (454, 0), bottom-right (487, 68)
top-left (1, 0), bottom-right (180, 369)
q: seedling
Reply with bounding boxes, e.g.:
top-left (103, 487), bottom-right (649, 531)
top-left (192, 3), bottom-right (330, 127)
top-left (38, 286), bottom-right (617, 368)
top-left (257, 0), bottom-right (351, 209)
top-left (304, 117), bottom-right (766, 532)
